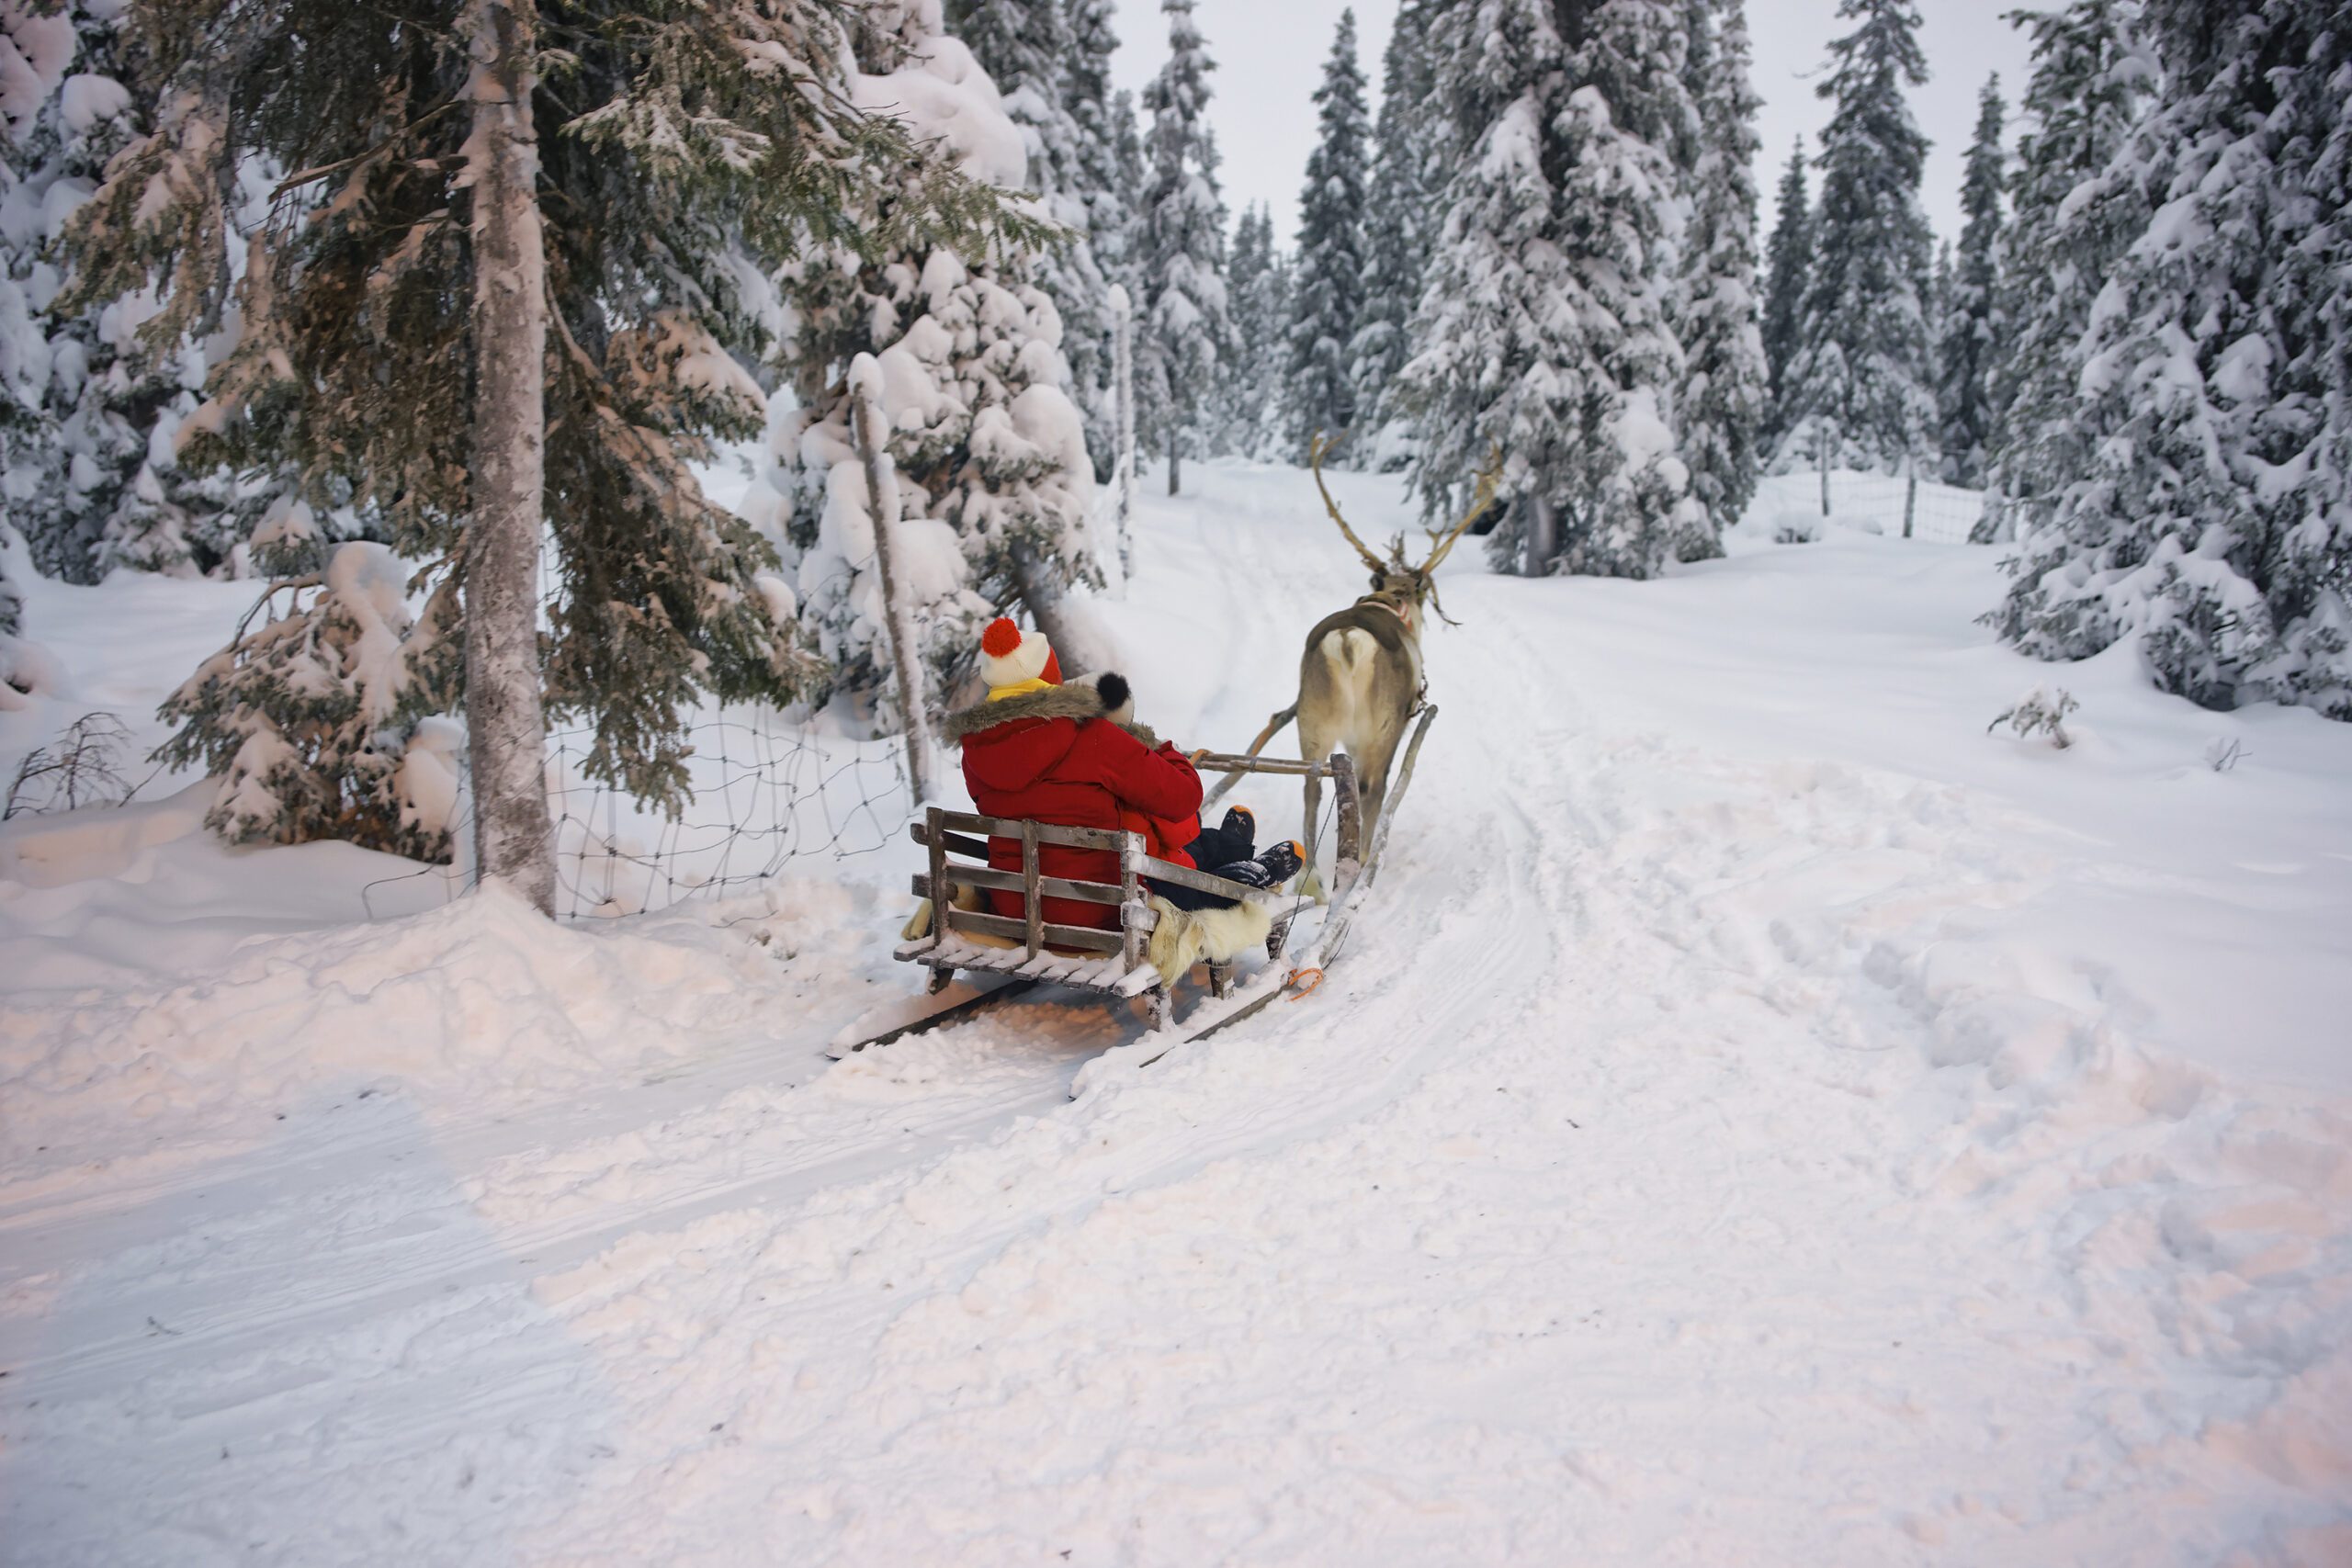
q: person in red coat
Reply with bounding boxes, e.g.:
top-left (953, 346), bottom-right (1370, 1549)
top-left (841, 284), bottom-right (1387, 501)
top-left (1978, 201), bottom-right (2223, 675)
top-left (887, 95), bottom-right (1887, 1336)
top-left (944, 620), bottom-right (1297, 931)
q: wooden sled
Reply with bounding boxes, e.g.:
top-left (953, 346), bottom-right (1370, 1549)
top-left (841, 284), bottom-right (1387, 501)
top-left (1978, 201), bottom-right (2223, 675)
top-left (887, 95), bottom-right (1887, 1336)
top-left (885, 751), bottom-right (1361, 1037)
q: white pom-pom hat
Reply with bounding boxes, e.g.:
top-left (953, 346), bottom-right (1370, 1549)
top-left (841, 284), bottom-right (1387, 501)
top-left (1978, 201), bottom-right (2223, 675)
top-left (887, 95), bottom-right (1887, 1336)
top-left (979, 616), bottom-right (1058, 690)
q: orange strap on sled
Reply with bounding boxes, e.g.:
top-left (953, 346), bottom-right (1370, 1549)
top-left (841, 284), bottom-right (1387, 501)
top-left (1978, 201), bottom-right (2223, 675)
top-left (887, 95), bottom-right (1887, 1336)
top-left (1285, 965), bottom-right (1324, 1000)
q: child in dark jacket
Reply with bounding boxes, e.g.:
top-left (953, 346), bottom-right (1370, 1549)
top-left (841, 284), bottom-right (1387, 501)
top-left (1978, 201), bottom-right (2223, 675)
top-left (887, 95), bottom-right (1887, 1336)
top-left (1074, 670), bottom-right (1303, 910)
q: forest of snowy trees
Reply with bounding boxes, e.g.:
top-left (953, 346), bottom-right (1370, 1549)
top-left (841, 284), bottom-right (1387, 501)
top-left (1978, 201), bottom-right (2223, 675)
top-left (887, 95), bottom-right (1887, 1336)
top-left (0, 0), bottom-right (2346, 893)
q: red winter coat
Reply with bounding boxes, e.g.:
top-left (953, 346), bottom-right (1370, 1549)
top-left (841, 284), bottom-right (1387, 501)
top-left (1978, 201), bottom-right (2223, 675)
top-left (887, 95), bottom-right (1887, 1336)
top-left (946, 682), bottom-right (1204, 931)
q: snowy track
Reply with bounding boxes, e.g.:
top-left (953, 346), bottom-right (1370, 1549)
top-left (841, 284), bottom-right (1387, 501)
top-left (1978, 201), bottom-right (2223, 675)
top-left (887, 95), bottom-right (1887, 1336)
top-left (5, 465), bottom-right (2349, 1565)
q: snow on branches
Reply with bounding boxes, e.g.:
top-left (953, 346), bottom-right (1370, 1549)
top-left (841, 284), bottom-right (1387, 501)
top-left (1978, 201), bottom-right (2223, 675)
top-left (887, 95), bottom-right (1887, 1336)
top-left (55, 0), bottom-right (1043, 847)
top-left (1987, 0), bottom-right (2352, 720)
top-left (1398, 0), bottom-right (1701, 580)
top-left (156, 543), bottom-right (463, 860)
top-left (773, 2), bottom-right (1097, 723)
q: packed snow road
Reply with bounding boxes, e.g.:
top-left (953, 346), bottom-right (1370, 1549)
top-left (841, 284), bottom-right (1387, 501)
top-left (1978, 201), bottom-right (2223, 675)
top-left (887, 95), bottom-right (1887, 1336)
top-left (3, 463), bottom-right (2347, 1565)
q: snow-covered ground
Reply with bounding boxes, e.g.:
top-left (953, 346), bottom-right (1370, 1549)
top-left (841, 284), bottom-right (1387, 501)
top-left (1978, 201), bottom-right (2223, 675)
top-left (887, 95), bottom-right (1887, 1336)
top-left (3, 463), bottom-right (2348, 1565)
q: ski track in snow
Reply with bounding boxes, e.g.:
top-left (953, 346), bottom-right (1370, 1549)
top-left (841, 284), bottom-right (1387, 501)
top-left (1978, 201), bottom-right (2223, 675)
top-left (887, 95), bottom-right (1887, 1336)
top-left (3, 466), bottom-right (2349, 1565)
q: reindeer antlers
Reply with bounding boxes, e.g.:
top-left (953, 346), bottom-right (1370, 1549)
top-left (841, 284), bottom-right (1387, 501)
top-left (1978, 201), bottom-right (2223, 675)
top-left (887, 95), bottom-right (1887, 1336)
top-left (1311, 433), bottom-right (1503, 615)
top-left (1308, 432), bottom-right (1391, 577)
top-left (1420, 446), bottom-right (1503, 574)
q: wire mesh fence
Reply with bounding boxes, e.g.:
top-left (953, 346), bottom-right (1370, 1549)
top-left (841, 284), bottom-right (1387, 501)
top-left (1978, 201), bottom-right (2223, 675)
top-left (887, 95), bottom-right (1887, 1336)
top-left (546, 711), bottom-right (915, 920)
top-left (361, 707), bottom-right (922, 923)
top-left (1782, 471), bottom-right (1990, 545)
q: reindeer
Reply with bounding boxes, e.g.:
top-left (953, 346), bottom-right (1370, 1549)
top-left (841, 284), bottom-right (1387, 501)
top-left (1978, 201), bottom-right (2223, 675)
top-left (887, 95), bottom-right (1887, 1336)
top-left (1288, 435), bottom-right (1498, 890)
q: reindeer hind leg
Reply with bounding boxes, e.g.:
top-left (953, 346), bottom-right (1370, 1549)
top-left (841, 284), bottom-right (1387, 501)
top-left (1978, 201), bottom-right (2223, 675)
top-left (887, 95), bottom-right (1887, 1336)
top-left (1351, 710), bottom-right (1407, 852)
top-left (1296, 710), bottom-right (1340, 905)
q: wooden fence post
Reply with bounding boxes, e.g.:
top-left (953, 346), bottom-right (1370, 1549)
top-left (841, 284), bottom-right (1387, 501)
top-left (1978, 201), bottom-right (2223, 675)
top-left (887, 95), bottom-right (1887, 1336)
top-left (847, 354), bottom-right (935, 808)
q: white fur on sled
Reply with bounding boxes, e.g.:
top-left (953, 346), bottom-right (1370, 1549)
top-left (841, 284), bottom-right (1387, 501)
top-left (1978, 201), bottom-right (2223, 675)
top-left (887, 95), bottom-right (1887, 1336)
top-left (1145, 895), bottom-right (1273, 987)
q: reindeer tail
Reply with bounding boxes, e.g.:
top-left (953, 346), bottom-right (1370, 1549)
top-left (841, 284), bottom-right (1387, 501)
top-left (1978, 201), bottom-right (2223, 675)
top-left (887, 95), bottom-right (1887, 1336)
top-left (1320, 627), bottom-right (1376, 674)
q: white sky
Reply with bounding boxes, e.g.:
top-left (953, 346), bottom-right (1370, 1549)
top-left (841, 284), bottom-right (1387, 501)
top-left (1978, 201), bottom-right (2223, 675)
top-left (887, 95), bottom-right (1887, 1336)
top-left (1106, 0), bottom-right (2038, 252)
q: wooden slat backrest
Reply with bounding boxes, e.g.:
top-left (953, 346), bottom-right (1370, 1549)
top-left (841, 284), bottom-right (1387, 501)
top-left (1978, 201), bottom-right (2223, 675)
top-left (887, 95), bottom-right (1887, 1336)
top-left (1020, 819), bottom-right (1043, 957)
top-left (924, 807), bottom-right (948, 953)
top-left (935, 809), bottom-right (1129, 852)
top-left (910, 868), bottom-right (1124, 908)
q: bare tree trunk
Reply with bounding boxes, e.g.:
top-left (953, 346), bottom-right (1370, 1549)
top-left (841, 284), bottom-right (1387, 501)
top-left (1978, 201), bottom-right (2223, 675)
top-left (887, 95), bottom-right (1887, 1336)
top-left (1521, 492), bottom-right (1556, 576)
top-left (1010, 545), bottom-right (1102, 679)
top-left (1168, 436), bottom-right (1182, 497)
top-left (460, 0), bottom-right (555, 914)
top-left (1108, 284), bottom-right (1136, 577)
top-left (848, 355), bottom-right (935, 806)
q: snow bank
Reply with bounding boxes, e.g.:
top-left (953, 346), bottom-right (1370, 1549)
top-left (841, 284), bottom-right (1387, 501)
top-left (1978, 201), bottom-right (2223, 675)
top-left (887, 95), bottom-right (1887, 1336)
top-left (0, 874), bottom-right (878, 1190)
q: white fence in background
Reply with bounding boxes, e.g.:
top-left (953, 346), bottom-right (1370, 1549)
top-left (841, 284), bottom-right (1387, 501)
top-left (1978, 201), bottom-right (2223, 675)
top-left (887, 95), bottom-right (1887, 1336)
top-left (1753, 470), bottom-right (1992, 546)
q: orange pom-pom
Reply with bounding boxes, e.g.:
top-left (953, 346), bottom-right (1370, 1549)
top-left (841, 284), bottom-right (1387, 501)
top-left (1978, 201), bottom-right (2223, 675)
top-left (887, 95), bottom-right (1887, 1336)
top-left (980, 617), bottom-right (1023, 658)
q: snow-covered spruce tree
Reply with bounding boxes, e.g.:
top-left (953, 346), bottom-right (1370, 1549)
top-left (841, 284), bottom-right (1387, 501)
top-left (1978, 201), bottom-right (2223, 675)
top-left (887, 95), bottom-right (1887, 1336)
top-left (1110, 86), bottom-right (1148, 248)
top-left (1138, 0), bottom-right (1232, 496)
top-left (1105, 83), bottom-right (1154, 453)
top-left (1668, 0), bottom-right (1766, 558)
top-left (1283, 7), bottom-right (1369, 458)
top-left (1397, 0), bottom-right (1695, 581)
top-left (778, 1), bottom-right (1098, 708)
top-left (1216, 202), bottom-right (1289, 458)
top-left (1066, 0), bottom-right (1137, 472)
top-left (1934, 73), bottom-right (2006, 486)
top-left (0, 2), bottom-right (237, 582)
top-left (948, 0), bottom-right (1115, 477)
top-left (154, 544), bottom-right (465, 859)
top-left (62, 1), bottom-right (1027, 885)
top-left (1772, 0), bottom-right (1938, 477)
top-left (1758, 133), bottom-right (1811, 443)
top-left (1348, 0), bottom-right (1444, 470)
top-left (1067, 1), bottom-right (1129, 267)
top-left (1977, 0), bottom-right (2147, 544)
top-left (1988, 0), bottom-right (2352, 719)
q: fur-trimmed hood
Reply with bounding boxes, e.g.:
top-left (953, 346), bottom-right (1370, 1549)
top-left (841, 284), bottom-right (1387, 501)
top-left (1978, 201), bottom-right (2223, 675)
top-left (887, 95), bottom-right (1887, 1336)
top-left (942, 671), bottom-right (1159, 749)
top-left (950, 667), bottom-right (1204, 901)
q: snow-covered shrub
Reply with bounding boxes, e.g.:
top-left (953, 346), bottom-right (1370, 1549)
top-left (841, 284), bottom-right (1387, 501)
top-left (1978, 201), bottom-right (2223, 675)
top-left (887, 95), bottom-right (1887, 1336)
top-left (1772, 513), bottom-right (1821, 545)
top-left (1988, 685), bottom-right (2079, 750)
top-left (3, 710), bottom-right (131, 818)
top-left (0, 517), bottom-right (53, 707)
top-left (155, 543), bottom-right (462, 860)
top-left (2202, 736), bottom-right (2246, 773)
